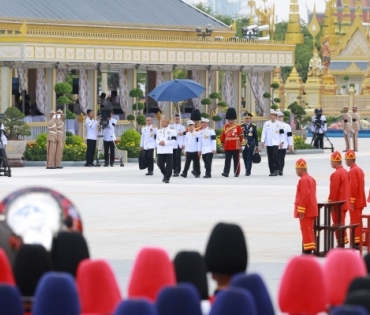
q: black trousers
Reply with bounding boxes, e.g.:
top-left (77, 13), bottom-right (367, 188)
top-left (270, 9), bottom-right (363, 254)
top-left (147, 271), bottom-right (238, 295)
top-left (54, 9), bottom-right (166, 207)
top-left (242, 143), bottom-right (255, 175)
top-left (172, 148), bottom-right (182, 174)
top-left (183, 152), bottom-right (200, 175)
top-left (202, 153), bottom-right (213, 177)
top-left (278, 149), bottom-right (287, 172)
top-left (157, 153), bottom-right (173, 179)
top-left (266, 145), bottom-right (279, 174)
top-left (223, 150), bottom-right (240, 175)
top-left (86, 139), bottom-right (96, 165)
top-left (144, 149), bottom-right (154, 172)
top-left (314, 133), bottom-right (324, 149)
top-left (103, 141), bottom-right (115, 165)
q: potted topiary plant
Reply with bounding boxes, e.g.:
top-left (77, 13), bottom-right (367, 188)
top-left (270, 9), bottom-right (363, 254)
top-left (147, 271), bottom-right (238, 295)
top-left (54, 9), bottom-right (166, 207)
top-left (3, 106), bottom-right (31, 167)
top-left (263, 83), bottom-right (281, 111)
top-left (201, 98), bottom-right (212, 116)
top-left (288, 100), bottom-right (308, 139)
top-left (129, 88), bottom-right (144, 116)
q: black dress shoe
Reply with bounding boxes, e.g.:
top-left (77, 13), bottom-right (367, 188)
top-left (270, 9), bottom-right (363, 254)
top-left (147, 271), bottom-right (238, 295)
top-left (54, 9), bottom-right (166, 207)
top-left (195, 175), bottom-right (200, 178)
top-left (110, 164), bottom-right (114, 167)
top-left (165, 179), bottom-right (170, 183)
top-left (203, 175), bottom-right (211, 178)
top-left (145, 172), bottom-right (153, 176)
top-left (246, 173), bottom-right (250, 176)
top-left (278, 171), bottom-right (283, 176)
top-left (234, 174), bottom-right (239, 177)
top-left (191, 170), bottom-right (196, 175)
top-left (180, 173), bottom-right (187, 178)
top-left (46, 167), bottom-right (56, 169)
top-left (269, 173), bottom-right (276, 176)
top-left (56, 166), bottom-right (63, 169)
top-left (104, 164), bottom-right (109, 167)
top-left (173, 173), bottom-right (179, 177)
top-left (221, 173), bottom-right (229, 177)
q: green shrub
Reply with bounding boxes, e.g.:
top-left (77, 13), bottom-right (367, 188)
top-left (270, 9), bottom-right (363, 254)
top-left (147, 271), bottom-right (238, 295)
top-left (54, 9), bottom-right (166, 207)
top-left (36, 133), bottom-right (48, 148)
top-left (127, 115), bottom-right (135, 121)
top-left (54, 82), bottom-right (72, 95)
top-left (4, 107), bottom-right (31, 140)
top-left (257, 127), bottom-right (262, 142)
top-left (217, 101), bottom-right (228, 108)
top-left (215, 128), bottom-right (223, 136)
top-left (117, 129), bottom-right (141, 158)
top-left (212, 115), bottom-right (222, 122)
top-left (132, 103), bottom-right (145, 111)
top-left (201, 112), bottom-right (209, 118)
top-left (293, 135), bottom-right (314, 149)
top-left (136, 115), bottom-right (146, 126)
top-left (65, 109), bottom-right (76, 119)
top-left (201, 98), bottom-right (212, 105)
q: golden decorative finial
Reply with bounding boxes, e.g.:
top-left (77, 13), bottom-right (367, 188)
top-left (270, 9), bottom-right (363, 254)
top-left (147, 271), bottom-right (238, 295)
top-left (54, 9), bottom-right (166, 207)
top-left (355, 0), bottom-right (363, 18)
top-left (308, 3), bottom-right (320, 51)
top-left (248, 0), bottom-right (255, 26)
top-left (19, 20), bottom-right (27, 35)
top-left (284, 0), bottom-right (303, 44)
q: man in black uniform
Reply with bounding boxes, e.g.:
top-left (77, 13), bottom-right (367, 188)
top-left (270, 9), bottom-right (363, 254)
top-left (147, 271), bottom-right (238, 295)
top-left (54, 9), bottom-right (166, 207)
top-left (242, 113), bottom-right (258, 176)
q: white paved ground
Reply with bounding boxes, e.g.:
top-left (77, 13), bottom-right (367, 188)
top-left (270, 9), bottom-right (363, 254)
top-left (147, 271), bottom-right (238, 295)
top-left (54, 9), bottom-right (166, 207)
top-left (1, 137), bottom-right (369, 313)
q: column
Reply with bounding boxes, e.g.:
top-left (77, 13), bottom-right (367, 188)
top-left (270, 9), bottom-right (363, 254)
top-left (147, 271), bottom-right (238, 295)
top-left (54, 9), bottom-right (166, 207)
top-left (126, 69), bottom-right (135, 115)
top-left (233, 71), bottom-right (241, 123)
top-left (101, 72), bottom-right (108, 93)
top-left (46, 68), bottom-right (56, 113)
top-left (264, 72), bottom-right (272, 118)
top-left (87, 69), bottom-right (98, 114)
top-left (1, 66), bottom-right (11, 113)
top-left (165, 71), bottom-right (173, 119)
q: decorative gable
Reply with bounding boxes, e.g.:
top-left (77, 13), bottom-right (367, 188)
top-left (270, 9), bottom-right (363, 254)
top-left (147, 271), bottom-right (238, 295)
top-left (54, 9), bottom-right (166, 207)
top-left (339, 29), bottom-right (368, 57)
top-left (346, 62), bottom-right (362, 72)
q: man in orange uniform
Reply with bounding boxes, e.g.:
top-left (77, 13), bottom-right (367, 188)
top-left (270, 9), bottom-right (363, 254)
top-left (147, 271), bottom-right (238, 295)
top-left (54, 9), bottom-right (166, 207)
top-left (345, 150), bottom-right (367, 248)
top-left (294, 159), bottom-right (318, 254)
top-left (221, 108), bottom-right (243, 177)
top-left (328, 151), bottom-right (351, 244)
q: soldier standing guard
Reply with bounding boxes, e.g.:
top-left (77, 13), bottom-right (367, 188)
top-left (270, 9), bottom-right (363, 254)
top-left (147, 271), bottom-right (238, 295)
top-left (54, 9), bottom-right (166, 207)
top-left (294, 159), bottom-right (318, 254)
top-left (241, 113), bottom-right (258, 176)
top-left (345, 150), bottom-right (367, 248)
top-left (46, 111), bottom-right (57, 169)
top-left (352, 106), bottom-right (360, 151)
top-left (221, 108), bottom-right (243, 177)
top-left (55, 109), bottom-right (64, 169)
top-left (342, 106), bottom-right (352, 152)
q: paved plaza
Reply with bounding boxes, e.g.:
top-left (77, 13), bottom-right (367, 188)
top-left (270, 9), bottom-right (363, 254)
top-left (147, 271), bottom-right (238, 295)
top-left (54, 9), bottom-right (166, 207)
top-left (1, 137), bottom-right (369, 312)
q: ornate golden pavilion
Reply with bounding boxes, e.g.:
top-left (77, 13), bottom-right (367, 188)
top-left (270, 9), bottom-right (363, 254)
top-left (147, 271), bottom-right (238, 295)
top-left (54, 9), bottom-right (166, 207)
top-left (0, 0), bottom-right (297, 129)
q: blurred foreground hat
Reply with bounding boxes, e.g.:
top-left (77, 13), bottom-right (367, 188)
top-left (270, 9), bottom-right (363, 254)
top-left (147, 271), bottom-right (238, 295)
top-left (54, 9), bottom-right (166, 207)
top-left (128, 247), bottom-right (175, 301)
top-left (225, 108), bottom-right (237, 120)
top-left (187, 120), bottom-right (195, 126)
top-left (174, 251), bottom-right (208, 300)
top-left (205, 223), bottom-right (247, 275)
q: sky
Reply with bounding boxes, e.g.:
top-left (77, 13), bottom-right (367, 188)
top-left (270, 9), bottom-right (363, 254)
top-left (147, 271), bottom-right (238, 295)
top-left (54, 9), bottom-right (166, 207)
top-left (186, 0), bottom-right (327, 23)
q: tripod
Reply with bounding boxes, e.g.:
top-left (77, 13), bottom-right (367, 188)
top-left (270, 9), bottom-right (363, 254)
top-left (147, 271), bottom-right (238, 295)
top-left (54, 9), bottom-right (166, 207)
top-left (310, 126), bottom-right (334, 152)
top-left (95, 127), bottom-right (124, 167)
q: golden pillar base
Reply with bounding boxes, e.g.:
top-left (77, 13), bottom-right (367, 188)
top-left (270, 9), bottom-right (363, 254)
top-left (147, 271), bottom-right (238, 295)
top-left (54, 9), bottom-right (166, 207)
top-left (322, 74), bottom-right (338, 95)
top-left (304, 76), bottom-right (324, 110)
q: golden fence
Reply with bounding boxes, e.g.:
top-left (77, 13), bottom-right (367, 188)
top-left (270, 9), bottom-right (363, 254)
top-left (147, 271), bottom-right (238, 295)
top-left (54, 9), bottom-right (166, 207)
top-left (321, 95), bottom-right (370, 117)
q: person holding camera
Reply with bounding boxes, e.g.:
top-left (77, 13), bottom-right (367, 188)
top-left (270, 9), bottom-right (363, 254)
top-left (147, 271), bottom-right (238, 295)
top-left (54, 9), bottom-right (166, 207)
top-left (102, 111), bottom-right (117, 167)
top-left (0, 125), bottom-right (7, 163)
top-left (85, 109), bottom-right (99, 166)
top-left (311, 109), bottom-right (327, 149)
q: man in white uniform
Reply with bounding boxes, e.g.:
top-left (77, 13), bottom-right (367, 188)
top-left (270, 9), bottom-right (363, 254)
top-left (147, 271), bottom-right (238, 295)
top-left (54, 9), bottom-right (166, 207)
top-left (198, 118), bottom-right (216, 178)
top-left (140, 116), bottom-right (157, 175)
top-left (85, 109), bottom-right (98, 166)
top-left (170, 114), bottom-right (185, 177)
top-left (261, 110), bottom-right (284, 176)
top-left (277, 111), bottom-right (293, 176)
top-left (156, 118), bottom-right (177, 183)
top-left (102, 111), bottom-right (117, 167)
top-left (181, 120), bottom-right (200, 178)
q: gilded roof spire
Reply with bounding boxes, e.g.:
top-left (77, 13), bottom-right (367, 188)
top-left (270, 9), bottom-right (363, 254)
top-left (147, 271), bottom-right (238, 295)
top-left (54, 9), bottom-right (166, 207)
top-left (322, 0), bottom-right (337, 46)
top-left (341, 0), bottom-right (351, 34)
top-left (248, 0), bottom-right (255, 26)
top-left (355, 0), bottom-right (363, 18)
top-left (284, 0), bottom-right (303, 44)
top-left (19, 20), bottom-right (27, 35)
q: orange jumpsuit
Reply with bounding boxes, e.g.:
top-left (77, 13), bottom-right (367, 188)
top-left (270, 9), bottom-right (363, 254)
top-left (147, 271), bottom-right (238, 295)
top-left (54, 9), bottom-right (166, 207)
top-left (294, 173), bottom-right (318, 251)
top-left (348, 164), bottom-right (367, 244)
top-left (328, 166), bottom-right (351, 243)
top-left (220, 124), bottom-right (243, 176)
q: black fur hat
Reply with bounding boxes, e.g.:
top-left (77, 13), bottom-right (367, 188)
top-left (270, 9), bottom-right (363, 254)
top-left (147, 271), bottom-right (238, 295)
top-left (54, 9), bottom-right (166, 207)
top-left (190, 109), bottom-right (201, 121)
top-left (174, 251), bottom-right (209, 300)
top-left (225, 108), bottom-right (237, 120)
top-left (205, 223), bottom-right (248, 275)
top-left (347, 277), bottom-right (370, 296)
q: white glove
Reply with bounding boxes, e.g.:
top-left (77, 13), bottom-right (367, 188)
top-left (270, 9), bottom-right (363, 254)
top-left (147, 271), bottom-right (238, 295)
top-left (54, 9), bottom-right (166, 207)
top-left (57, 114), bottom-right (61, 119)
top-left (53, 115), bottom-right (56, 119)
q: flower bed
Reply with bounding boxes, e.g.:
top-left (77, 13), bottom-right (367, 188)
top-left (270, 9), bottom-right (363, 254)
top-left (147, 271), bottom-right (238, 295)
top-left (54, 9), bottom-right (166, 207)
top-left (24, 132), bottom-right (86, 161)
top-left (293, 135), bottom-right (314, 150)
top-left (117, 129), bottom-right (141, 158)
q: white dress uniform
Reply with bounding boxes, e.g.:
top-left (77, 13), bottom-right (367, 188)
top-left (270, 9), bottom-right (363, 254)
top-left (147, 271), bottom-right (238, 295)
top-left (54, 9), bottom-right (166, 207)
top-left (182, 129), bottom-right (201, 177)
top-left (198, 126), bottom-right (216, 178)
top-left (170, 122), bottom-right (186, 176)
top-left (261, 117), bottom-right (284, 175)
top-left (156, 126), bottom-right (177, 182)
top-left (140, 125), bottom-right (157, 150)
top-left (140, 124), bottom-right (157, 174)
top-left (277, 121), bottom-right (293, 175)
top-left (85, 117), bottom-right (98, 166)
top-left (103, 117), bottom-right (117, 166)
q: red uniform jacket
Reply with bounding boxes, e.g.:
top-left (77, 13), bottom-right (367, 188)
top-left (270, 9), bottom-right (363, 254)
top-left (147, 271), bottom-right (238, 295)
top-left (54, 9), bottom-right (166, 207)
top-left (348, 164), bottom-right (367, 208)
top-left (294, 173), bottom-right (318, 218)
top-left (220, 123), bottom-right (243, 151)
top-left (328, 166), bottom-right (351, 211)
